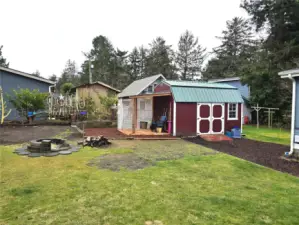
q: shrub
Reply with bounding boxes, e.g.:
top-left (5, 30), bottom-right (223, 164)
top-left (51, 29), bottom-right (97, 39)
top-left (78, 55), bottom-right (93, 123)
top-left (7, 88), bottom-right (48, 121)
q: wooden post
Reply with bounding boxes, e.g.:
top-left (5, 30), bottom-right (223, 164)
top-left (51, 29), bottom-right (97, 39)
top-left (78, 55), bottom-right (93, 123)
top-left (257, 103), bottom-right (259, 129)
top-left (132, 98), bottom-right (137, 134)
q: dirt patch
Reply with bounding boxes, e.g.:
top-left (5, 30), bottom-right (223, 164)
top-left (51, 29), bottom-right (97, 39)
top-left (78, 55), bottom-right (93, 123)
top-left (88, 140), bottom-right (217, 171)
top-left (0, 126), bottom-right (77, 144)
top-left (88, 153), bottom-right (152, 171)
top-left (185, 137), bottom-right (299, 177)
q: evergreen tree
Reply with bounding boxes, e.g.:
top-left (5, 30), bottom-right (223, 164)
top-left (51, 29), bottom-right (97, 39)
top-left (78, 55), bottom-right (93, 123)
top-left (240, 0), bottom-right (299, 111)
top-left (49, 74), bottom-right (57, 82)
top-left (146, 37), bottom-right (177, 79)
top-left (176, 30), bottom-right (206, 80)
top-left (0, 45), bottom-right (9, 68)
top-left (203, 17), bottom-right (256, 79)
top-left (57, 60), bottom-right (80, 91)
top-left (127, 46), bottom-right (148, 81)
top-left (31, 70), bottom-right (41, 77)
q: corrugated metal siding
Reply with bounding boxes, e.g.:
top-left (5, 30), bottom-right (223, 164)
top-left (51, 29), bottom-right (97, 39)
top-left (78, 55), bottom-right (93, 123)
top-left (0, 70), bottom-right (50, 120)
top-left (176, 103), bottom-right (197, 136)
top-left (172, 87), bottom-right (244, 103)
top-left (224, 103), bottom-right (242, 131)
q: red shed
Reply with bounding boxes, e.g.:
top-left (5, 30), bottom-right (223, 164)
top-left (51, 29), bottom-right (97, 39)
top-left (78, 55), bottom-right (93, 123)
top-left (155, 80), bottom-right (244, 136)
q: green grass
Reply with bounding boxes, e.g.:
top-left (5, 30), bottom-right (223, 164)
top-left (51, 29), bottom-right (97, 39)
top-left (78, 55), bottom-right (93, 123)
top-left (243, 125), bottom-right (291, 145)
top-left (1, 140), bottom-right (299, 225)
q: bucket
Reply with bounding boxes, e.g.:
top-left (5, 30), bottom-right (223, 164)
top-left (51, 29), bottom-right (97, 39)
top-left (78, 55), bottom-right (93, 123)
top-left (140, 121), bottom-right (148, 129)
top-left (156, 127), bottom-right (162, 133)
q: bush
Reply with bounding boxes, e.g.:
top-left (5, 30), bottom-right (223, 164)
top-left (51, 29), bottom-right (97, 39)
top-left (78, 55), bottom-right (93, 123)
top-left (61, 83), bottom-right (74, 94)
top-left (7, 88), bottom-right (48, 121)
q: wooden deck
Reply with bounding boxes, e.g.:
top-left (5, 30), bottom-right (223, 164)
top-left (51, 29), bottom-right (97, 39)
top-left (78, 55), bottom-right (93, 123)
top-left (119, 129), bottom-right (170, 136)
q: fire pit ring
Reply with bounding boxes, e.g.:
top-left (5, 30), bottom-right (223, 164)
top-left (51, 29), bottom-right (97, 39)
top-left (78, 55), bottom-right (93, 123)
top-left (14, 138), bottom-right (80, 157)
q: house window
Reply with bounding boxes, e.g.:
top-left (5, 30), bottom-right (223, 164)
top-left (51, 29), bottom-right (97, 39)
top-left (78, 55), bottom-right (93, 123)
top-left (228, 103), bottom-right (238, 120)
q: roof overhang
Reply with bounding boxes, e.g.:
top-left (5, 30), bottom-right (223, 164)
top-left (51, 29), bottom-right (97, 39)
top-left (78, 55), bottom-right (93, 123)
top-left (129, 92), bottom-right (171, 99)
top-left (278, 68), bottom-right (299, 78)
top-left (209, 77), bottom-right (240, 83)
top-left (74, 81), bottom-right (120, 93)
top-left (0, 66), bottom-right (55, 84)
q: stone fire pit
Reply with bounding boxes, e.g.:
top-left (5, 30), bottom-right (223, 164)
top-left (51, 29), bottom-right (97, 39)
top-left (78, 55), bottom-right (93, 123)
top-left (14, 138), bottom-right (80, 157)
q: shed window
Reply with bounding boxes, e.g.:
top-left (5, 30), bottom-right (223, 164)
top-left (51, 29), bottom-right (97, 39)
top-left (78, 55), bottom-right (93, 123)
top-left (140, 100), bottom-right (145, 110)
top-left (228, 103), bottom-right (238, 120)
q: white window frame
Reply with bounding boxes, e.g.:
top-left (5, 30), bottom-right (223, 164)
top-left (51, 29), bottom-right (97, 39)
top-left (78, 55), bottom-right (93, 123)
top-left (227, 103), bottom-right (238, 120)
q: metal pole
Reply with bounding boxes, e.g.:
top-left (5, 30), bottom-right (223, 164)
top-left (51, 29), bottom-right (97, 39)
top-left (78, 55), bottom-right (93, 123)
top-left (89, 60), bottom-right (92, 84)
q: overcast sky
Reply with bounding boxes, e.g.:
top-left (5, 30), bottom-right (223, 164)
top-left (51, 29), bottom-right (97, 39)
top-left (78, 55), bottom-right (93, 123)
top-left (0, 0), bottom-right (248, 78)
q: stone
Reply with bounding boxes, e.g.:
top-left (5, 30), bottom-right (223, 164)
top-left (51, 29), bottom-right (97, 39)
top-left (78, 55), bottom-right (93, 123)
top-left (59, 150), bottom-right (72, 155)
top-left (28, 152), bottom-right (42, 157)
top-left (70, 146), bottom-right (80, 152)
top-left (14, 147), bottom-right (27, 153)
top-left (17, 150), bottom-right (29, 155)
top-left (44, 152), bottom-right (59, 157)
top-left (153, 220), bottom-right (163, 225)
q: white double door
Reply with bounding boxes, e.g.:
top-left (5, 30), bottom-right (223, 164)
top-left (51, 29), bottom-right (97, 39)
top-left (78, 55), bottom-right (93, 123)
top-left (197, 103), bottom-right (224, 135)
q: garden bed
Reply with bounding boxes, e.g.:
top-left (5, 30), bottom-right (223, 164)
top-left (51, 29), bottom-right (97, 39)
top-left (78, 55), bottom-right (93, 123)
top-left (185, 137), bottom-right (299, 177)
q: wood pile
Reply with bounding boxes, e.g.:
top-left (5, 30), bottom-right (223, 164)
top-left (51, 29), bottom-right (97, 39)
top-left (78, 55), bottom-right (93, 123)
top-left (79, 136), bottom-right (111, 148)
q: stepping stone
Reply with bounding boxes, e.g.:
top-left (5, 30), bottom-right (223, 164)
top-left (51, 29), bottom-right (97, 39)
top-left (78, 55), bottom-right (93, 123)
top-left (59, 150), bottom-right (72, 155)
top-left (17, 150), bottom-right (30, 155)
top-left (28, 152), bottom-right (42, 157)
top-left (44, 152), bottom-right (59, 157)
top-left (70, 146), bottom-right (80, 152)
top-left (14, 147), bottom-right (27, 153)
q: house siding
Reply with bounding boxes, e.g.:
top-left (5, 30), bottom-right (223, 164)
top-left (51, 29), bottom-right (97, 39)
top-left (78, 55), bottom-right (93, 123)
top-left (176, 103), bottom-right (197, 136)
top-left (224, 103), bottom-right (242, 132)
top-left (0, 70), bottom-right (51, 120)
top-left (213, 80), bottom-right (251, 123)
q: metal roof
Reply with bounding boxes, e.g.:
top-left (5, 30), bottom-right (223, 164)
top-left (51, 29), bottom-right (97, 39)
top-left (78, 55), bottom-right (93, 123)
top-left (0, 66), bottom-right (55, 84)
top-left (278, 68), bottom-right (299, 77)
top-left (118, 74), bottom-right (165, 98)
top-left (74, 81), bottom-right (120, 93)
top-left (165, 80), bottom-right (236, 89)
top-left (208, 77), bottom-right (240, 83)
top-left (171, 86), bottom-right (244, 103)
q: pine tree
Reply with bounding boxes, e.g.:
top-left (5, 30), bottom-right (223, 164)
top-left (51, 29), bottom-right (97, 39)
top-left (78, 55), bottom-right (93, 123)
top-left (0, 45), bottom-right (9, 68)
top-left (239, 0), bottom-right (299, 112)
top-left (176, 30), bottom-right (206, 80)
top-left (146, 37), bottom-right (177, 79)
top-left (203, 17), bottom-right (256, 79)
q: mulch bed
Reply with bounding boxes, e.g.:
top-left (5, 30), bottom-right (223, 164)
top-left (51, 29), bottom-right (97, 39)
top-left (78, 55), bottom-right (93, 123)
top-left (185, 137), bottom-right (299, 177)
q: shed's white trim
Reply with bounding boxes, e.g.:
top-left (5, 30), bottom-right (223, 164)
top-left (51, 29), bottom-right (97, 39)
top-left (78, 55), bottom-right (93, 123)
top-left (227, 103), bottom-right (239, 121)
top-left (289, 75), bottom-right (296, 155)
top-left (173, 101), bottom-right (177, 136)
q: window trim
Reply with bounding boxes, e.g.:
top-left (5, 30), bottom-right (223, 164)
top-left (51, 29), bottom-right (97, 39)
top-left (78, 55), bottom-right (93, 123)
top-left (227, 103), bottom-right (238, 120)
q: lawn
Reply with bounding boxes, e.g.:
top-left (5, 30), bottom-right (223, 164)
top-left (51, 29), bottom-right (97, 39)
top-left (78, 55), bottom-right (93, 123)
top-left (243, 125), bottom-right (291, 146)
top-left (1, 140), bottom-right (299, 225)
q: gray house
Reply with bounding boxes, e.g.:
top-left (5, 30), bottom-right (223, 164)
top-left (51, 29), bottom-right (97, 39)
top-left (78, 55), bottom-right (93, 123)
top-left (209, 77), bottom-right (251, 124)
top-left (279, 68), bottom-right (299, 157)
top-left (0, 66), bottom-right (55, 120)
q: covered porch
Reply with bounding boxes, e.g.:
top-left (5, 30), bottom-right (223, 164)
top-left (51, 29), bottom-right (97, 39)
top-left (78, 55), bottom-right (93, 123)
top-left (122, 92), bottom-right (174, 135)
